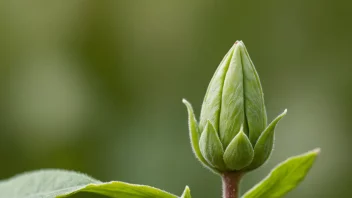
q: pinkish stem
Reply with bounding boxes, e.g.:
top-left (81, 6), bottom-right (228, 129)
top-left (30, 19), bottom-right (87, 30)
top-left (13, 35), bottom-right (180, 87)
top-left (222, 172), bottom-right (243, 198)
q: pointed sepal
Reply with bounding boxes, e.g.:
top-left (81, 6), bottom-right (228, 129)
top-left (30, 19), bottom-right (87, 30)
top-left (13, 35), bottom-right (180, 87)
top-left (223, 126), bottom-right (254, 170)
top-left (199, 120), bottom-right (226, 171)
top-left (182, 99), bottom-right (214, 172)
top-left (246, 109), bottom-right (287, 171)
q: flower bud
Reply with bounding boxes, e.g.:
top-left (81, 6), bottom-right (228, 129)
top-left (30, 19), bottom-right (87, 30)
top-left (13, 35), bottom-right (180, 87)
top-left (183, 41), bottom-right (287, 173)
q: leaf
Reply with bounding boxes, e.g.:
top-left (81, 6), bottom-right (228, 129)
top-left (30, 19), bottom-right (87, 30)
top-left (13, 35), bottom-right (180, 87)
top-left (182, 99), bottom-right (215, 173)
top-left (0, 169), bottom-right (186, 198)
top-left (180, 186), bottom-right (191, 198)
top-left (246, 109), bottom-right (287, 171)
top-left (242, 149), bottom-right (320, 198)
top-left (199, 120), bottom-right (226, 171)
top-left (223, 126), bottom-right (254, 170)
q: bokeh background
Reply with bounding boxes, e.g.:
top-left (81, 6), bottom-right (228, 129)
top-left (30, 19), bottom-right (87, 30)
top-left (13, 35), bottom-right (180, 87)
top-left (0, 1), bottom-right (351, 197)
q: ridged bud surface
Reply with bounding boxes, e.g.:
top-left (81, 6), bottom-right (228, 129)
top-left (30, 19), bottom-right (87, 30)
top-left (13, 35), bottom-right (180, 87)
top-left (183, 41), bottom-right (286, 173)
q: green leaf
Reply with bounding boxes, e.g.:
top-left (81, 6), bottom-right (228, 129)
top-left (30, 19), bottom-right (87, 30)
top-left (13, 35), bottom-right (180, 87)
top-left (223, 126), bottom-right (254, 170)
top-left (239, 41), bottom-right (267, 145)
top-left (246, 109), bottom-right (287, 171)
top-left (242, 149), bottom-right (320, 198)
top-left (182, 99), bottom-right (215, 172)
top-left (0, 169), bottom-right (185, 198)
top-left (180, 186), bottom-right (191, 198)
top-left (199, 120), bottom-right (226, 171)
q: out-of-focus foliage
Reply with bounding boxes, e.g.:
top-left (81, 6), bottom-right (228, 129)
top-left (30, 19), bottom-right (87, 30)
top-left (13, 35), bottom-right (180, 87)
top-left (0, 1), bottom-right (351, 198)
top-left (243, 149), bottom-right (319, 198)
top-left (0, 170), bottom-right (183, 198)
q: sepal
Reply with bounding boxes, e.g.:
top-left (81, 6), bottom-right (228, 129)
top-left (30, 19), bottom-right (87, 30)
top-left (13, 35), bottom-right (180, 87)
top-left (199, 120), bottom-right (226, 171)
top-left (223, 126), bottom-right (254, 170)
top-left (246, 109), bottom-right (287, 171)
top-left (182, 99), bottom-right (215, 172)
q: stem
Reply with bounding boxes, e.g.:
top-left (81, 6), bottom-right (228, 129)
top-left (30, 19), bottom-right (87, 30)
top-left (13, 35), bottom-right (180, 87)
top-left (222, 172), bottom-right (243, 198)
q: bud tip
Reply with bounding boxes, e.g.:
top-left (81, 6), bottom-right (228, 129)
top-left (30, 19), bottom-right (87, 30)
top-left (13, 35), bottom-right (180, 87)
top-left (234, 40), bottom-right (244, 48)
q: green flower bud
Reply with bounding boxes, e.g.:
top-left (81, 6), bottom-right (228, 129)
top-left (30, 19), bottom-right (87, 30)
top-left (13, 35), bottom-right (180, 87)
top-left (183, 41), bottom-right (287, 173)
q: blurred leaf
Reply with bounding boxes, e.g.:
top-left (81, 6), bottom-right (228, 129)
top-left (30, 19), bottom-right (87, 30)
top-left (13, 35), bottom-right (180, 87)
top-left (180, 186), bottom-right (191, 198)
top-left (242, 149), bottom-right (320, 198)
top-left (0, 169), bottom-right (184, 198)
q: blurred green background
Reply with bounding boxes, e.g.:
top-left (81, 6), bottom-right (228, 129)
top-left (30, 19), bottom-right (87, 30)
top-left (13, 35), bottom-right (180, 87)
top-left (0, 1), bottom-right (351, 197)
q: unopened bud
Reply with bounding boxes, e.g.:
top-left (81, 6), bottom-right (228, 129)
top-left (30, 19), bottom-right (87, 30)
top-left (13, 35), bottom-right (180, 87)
top-left (183, 41), bottom-right (287, 173)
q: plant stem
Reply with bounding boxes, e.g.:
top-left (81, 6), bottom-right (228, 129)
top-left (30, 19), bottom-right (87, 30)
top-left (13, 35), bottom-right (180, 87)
top-left (222, 172), bottom-right (243, 198)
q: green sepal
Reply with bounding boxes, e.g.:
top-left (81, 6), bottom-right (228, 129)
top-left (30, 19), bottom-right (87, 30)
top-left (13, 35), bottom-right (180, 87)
top-left (199, 120), bottom-right (226, 171)
top-left (180, 186), bottom-right (191, 198)
top-left (243, 149), bottom-right (320, 198)
top-left (223, 126), bottom-right (254, 170)
top-left (182, 99), bottom-right (215, 172)
top-left (246, 109), bottom-right (287, 171)
top-left (239, 42), bottom-right (267, 145)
